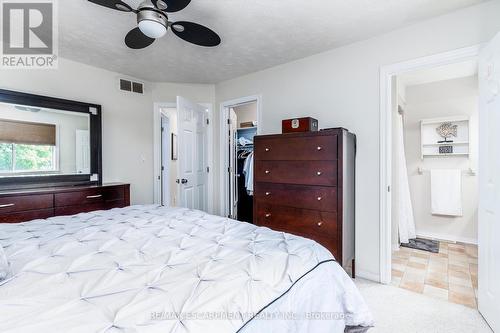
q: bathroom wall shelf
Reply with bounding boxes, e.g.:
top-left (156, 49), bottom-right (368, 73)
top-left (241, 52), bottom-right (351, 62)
top-left (420, 116), bottom-right (469, 159)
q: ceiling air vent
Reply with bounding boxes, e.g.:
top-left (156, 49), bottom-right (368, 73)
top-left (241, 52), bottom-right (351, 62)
top-left (119, 79), bottom-right (144, 94)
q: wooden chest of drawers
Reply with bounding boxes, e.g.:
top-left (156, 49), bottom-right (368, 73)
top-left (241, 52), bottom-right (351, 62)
top-left (0, 183), bottom-right (130, 224)
top-left (254, 128), bottom-right (356, 275)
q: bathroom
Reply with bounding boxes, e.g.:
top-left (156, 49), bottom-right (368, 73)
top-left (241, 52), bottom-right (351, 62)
top-left (390, 60), bottom-right (479, 308)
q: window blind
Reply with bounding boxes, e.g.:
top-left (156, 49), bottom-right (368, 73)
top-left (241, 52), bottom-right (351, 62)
top-left (0, 119), bottom-right (56, 146)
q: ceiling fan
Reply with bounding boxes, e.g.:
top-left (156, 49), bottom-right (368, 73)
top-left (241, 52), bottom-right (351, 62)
top-left (88, 0), bottom-right (221, 49)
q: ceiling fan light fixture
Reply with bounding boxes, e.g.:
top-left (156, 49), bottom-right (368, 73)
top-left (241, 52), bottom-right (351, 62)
top-left (137, 9), bottom-right (168, 38)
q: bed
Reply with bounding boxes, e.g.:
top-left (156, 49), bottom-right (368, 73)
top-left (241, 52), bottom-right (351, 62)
top-left (0, 205), bottom-right (373, 332)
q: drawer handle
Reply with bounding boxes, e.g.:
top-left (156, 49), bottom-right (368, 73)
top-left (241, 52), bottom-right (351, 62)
top-left (317, 221), bottom-right (323, 227)
top-left (265, 148), bottom-right (270, 152)
top-left (317, 196), bottom-right (322, 201)
top-left (86, 194), bottom-right (103, 199)
top-left (0, 203), bottom-right (15, 208)
top-left (316, 171), bottom-right (322, 176)
top-left (265, 192), bottom-right (271, 196)
top-left (265, 213), bottom-right (272, 218)
top-left (317, 146), bottom-right (322, 151)
top-left (265, 170), bottom-right (270, 174)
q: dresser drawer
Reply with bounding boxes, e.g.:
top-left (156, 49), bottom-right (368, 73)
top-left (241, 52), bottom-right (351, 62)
top-left (0, 209), bottom-right (54, 224)
top-left (54, 186), bottom-right (124, 207)
top-left (255, 135), bottom-right (337, 161)
top-left (255, 203), bottom-right (338, 239)
top-left (0, 194), bottom-right (53, 213)
top-left (255, 183), bottom-right (337, 212)
top-left (55, 203), bottom-right (105, 216)
top-left (255, 161), bottom-right (337, 186)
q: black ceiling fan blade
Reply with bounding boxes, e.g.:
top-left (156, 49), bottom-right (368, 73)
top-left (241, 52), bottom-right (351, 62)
top-left (125, 28), bottom-right (156, 49)
top-left (88, 0), bottom-right (135, 12)
top-left (170, 21), bottom-right (221, 47)
top-left (152, 0), bottom-right (191, 12)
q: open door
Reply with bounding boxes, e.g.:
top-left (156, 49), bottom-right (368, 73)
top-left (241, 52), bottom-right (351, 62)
top-left (478, 32), bottom-right (500, 332)
top-left (176, 96), bottom-right (208, 211)
top-left (228, 108), bottom-right (238, 219)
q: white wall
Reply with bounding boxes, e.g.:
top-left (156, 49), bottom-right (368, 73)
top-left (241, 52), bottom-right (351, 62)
top-left (0, 58), bottom-right (214, 204)
top-left (233, 103), bottom-right (257, 128)
top-left (214, 1), bottom-right (500, 280)
top-left (403, 76), bottom-right (478, 244)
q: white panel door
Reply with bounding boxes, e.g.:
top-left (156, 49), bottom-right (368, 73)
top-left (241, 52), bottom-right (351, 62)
top-left (229, 108), bottom-right (238, 219)
top-left (177, 96), bottom-right (208, 211)
top-left (478, 32), bottom-right (500, 332)
top-left (75, 130), bottom-right (90, 174)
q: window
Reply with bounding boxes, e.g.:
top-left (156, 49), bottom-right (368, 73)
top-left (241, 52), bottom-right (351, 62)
top-left (0, 143), bottom-right (56, 173)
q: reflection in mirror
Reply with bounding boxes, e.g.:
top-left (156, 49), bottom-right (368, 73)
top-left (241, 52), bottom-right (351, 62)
top-left (0, 101), bottom-right (90, 177)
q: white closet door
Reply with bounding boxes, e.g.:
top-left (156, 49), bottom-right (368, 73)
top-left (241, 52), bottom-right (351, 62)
top-left (177, 96), bottom-right (208, 212)
top-left (478, 31), bottom-right (500, 332)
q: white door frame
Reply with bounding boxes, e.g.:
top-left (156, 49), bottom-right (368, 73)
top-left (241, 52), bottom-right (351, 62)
top-left (153, 102), bottom-right (214, 213)
top-left (219, 95), bottom-right (262, 217)
top-left (379, 45), bottom-right (481, 284)
top-left (160, 115), bottom-right (171, 206)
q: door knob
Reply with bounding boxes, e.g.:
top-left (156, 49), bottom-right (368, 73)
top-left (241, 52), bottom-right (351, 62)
top-left (181, 179), bottom-right (188, 184)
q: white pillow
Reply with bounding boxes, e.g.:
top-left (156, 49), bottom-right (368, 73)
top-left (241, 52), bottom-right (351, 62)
top-left (0, 243), bottom-right (10, 280)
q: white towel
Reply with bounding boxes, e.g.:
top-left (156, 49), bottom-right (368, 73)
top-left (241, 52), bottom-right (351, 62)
top-left (430, 169), bottom-right (462, 216)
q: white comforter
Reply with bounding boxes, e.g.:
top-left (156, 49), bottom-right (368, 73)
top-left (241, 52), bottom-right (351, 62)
top-left (0, 205), bottom-right (373, 332)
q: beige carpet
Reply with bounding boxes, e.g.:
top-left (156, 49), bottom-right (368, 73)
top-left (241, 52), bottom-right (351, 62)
top-left (355, 279), bottom-right (492, 333)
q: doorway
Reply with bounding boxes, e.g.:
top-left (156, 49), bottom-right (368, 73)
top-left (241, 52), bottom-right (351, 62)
top-left (160, 109), bottom-right (176, 206)
top-left (153, 98), bottom-right (213, 213)
top-left (219, 95), bottom-right (262, 221)
top-left (389, 60), bottom-right (479, 307)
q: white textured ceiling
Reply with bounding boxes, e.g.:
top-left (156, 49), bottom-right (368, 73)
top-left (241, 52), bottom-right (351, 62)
top-left (60, 0), bottom-right (488, 83)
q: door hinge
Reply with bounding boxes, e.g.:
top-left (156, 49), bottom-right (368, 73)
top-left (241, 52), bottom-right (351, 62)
top-left (161, 127), bottom-right (164, 132)
top-left (206, 118), bottom-right (210, 125)
top-left (388, 186), bottom-right (391, 193)
top-left (206, 166), bottom-right (210, 173)
top-left (227, 119), bottom-right (231, 125)
top-left (228, 167), bottom-right (231, 173)
top-left (161, 166), bottom-right (164, 171)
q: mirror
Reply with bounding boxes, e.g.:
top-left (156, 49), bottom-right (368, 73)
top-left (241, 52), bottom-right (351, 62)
top-left (0, 89), bottom-right (101, 190)
top-left (0, 101), bottom-right (91, 177)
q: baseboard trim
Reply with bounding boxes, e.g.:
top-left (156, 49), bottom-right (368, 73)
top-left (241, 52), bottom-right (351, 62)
top-left (416, 231), bottom-right (477, 245)
top-left (356, 269), bottom-right (380, 283)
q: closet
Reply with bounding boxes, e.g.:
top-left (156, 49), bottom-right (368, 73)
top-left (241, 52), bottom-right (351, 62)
top-left (228, 102), bottom-right (257, 223)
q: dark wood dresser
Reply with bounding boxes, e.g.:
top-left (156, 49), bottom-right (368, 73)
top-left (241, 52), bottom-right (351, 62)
top-left (0, 183), bottom-right (130, 224)
top-left (253, 128), bottom-right (356, 275)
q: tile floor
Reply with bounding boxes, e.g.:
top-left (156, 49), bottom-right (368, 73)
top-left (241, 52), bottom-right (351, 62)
top-left (392, 241), bottom-right (478, 308)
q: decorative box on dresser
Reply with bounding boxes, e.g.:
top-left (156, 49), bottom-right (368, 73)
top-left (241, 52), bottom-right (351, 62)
top-left (0, 183), bottom-right (130, 224)
top-left (253, 128), bottom-right (356, 276)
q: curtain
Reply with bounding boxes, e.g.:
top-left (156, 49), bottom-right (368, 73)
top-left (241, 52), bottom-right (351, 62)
top-left (396, 113), bottom-right (416, 243)
top-left (0, 119), bottom-right (56, 146)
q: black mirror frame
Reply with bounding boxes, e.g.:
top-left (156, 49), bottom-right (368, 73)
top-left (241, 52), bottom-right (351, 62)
top-left (0, 89), bottom-right (102, 190)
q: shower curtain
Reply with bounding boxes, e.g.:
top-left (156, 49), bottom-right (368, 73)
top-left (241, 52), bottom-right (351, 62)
top-left (395, 113), bottom-right (416, 244)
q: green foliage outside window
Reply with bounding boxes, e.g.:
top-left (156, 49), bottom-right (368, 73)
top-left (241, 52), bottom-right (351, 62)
top-left (0, 143), bottom-right (54, 172)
